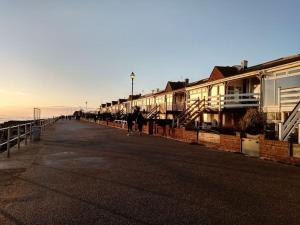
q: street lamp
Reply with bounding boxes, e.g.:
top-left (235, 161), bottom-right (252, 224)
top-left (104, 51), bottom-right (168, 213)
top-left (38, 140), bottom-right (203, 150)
top-left (130, 72), bottom-right (136, 113)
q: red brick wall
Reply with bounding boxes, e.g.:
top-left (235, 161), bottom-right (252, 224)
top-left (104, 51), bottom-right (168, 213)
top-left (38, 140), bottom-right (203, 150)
top-left (219, 134), bottom-right (241, 152)
top-left (182, 129), bottom-right (198, 142)
top-left (259, 137), bottom-right (300, 165)
top-left (259, 138), bottom-right (288, 161)
top-left (154, 126), bottom-right (197, 143)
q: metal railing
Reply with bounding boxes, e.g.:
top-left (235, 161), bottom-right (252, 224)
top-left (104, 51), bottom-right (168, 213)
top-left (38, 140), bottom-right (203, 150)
top-left (189, 92), bottom-right (260, 110)
top-left (0, 117), bottom-right (59, 158)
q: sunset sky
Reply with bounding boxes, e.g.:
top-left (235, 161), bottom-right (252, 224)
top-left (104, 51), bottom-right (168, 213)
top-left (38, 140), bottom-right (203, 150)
top-left (0, 0), bottom-right (299, 118)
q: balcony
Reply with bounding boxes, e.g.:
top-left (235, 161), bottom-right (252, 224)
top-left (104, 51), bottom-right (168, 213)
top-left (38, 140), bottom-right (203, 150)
top-left (204, 92), bottom-right (260, 110)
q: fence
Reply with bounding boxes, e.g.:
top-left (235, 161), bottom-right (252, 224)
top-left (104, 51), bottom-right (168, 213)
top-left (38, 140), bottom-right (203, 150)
top-left (0, 117), bottom-right (60, 158)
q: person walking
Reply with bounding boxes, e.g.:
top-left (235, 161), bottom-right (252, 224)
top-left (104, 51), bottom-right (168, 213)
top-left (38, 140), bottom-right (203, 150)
top-left (136, 111), bottom-right (145, 136)
top-left (127, 113), bottom-right (133, 136)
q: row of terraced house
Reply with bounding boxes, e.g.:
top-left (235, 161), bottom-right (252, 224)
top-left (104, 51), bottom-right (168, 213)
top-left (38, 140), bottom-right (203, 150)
top-left (97, 54), bottom-right (300, 143)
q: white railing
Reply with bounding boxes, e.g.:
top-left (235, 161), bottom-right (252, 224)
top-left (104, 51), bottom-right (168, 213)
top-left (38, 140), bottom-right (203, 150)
top-left (279, 100), bottom-right (300, 142)
top-left (0, 117), bottom-right (60, 158)
top-left (279, 87), bottom-right (300, 111)
top-left (221, 92), bottom-right (260, 108)
top-left (189, 92), bottom-right (260, 110)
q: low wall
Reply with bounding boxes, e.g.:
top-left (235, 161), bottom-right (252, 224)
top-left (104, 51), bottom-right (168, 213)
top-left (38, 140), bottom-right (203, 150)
top-left (219, 134), bottom-right (241, 153)
top-left (82, 119), bottom-right (300, 166)
top-left (199, 132), bottom-right (220, 144)
top-left (155, 126), bottom-right (220, 144)
top-left (259, 137), bottom-right (300, 165)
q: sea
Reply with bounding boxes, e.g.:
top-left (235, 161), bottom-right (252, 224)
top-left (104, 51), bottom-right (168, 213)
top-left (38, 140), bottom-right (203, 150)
top-left (0, 116), bottom-right (33, 124)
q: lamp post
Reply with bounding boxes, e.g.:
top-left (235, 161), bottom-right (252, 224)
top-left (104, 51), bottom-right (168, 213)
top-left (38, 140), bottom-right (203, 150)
top-left (130, 72), bottom-right (136, 113)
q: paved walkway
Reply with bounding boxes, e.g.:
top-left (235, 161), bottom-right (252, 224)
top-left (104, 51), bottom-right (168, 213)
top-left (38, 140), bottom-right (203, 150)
top-left (0, 120), bottom-right (300, 225)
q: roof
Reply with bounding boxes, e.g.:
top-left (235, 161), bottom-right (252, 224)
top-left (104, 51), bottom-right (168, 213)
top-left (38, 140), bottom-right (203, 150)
top-left (128, 94), bottom-right (141, 100)
top-left (245, 54), bottom-right (300, 72)
top-left (165, 81), bottom-right (186, 91)
top-left (191, 53), bottom-right (300, 86)
top-left (187, 78), bottom-right (209, 87)
top-left (154, 90), bottom-right (166, 96)
top-left (118, 99), bottom-right (127, 103)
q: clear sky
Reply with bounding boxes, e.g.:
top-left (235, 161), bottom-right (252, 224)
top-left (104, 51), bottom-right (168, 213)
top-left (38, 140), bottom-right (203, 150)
top-left (0, 0), bottom-right (299, 116)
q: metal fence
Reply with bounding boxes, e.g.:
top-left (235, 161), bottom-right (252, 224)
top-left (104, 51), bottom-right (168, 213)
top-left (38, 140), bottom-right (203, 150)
top-left (0, 117), bottom-right (60, 158)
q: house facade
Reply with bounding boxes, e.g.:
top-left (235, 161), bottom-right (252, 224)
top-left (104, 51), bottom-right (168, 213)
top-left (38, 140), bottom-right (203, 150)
top-left (98, 54), bottom-right (300, 141)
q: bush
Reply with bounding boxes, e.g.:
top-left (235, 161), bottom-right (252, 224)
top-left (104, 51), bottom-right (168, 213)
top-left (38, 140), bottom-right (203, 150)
top-left (239, 108), bottom-right (265, 135)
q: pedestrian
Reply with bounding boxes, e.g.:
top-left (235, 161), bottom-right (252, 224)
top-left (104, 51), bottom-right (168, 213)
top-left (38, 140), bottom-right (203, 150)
top-left (127, 113), bottom-right (133, 136)
top-left (136, 111), bottom-right (144, 136)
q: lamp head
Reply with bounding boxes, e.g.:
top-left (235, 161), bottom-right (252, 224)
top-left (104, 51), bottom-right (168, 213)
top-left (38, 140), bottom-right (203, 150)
top-left (130, 72), bottom-right (136, 80)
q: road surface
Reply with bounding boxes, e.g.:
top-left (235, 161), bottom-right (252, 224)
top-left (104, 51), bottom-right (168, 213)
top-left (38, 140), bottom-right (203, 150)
top-left (0, 120), bottom-right (299, 225)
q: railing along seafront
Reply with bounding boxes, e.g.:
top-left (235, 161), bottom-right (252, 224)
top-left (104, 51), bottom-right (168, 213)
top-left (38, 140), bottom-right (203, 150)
top-left (0, 117), bottom-right (60, 158)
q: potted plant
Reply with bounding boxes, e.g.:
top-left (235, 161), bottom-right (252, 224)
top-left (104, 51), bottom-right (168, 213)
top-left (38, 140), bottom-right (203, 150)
top-left (239, 108), bottom-right (265, 138)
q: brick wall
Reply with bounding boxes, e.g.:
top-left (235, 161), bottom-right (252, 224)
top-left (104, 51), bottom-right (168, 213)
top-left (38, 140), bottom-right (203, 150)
top-left (199, 132), bottom-right (220, 144)
top-left (154, 126), bottom-right (197, 143)
top-left (259, 137), bottom-right (300, 165)
top-left (219, 134), bottom-right (241, 153)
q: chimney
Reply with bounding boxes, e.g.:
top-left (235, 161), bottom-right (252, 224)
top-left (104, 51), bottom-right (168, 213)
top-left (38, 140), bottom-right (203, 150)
top-left (241, 60), bottom-right (248, 70)
top-left (185, 78), bottom-right (189, 84)
top-left (156, 88), bottom-right (160, 92)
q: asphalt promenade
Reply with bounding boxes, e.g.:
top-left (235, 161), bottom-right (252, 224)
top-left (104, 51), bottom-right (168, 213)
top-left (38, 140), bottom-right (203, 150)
top-left (0, 120), bottom-right (299, 225)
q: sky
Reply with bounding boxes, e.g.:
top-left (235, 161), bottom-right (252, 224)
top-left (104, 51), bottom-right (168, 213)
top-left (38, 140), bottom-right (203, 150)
top-left (0, 0), bottom-right (299, 118)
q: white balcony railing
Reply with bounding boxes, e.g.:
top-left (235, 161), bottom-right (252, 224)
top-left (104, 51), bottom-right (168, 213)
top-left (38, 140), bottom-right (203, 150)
top-left (189, 92), bottom-right (260, 110)
top-left (279, 87), bottom-right (300, 112)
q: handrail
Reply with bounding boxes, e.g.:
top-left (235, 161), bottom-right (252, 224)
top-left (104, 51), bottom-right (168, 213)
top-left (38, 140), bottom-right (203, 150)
top-left (178, 100), bottom-right (202, 123)
top-left (280, 100), bottom-right (300, 140)
top-left (176, 99), bottom-right (204, 127)
top-left (0, 117), bottom-right (60, 158)
top-left (177, 98), bottom-right (200, 120)
top-left (146, 104), bottom-right (160, 119)
top-left (282, 101), bottom-right (300, 128)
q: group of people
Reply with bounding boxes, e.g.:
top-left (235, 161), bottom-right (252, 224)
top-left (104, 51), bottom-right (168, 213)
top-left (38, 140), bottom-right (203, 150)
top-left (126, 111), bottom-right (145, 136)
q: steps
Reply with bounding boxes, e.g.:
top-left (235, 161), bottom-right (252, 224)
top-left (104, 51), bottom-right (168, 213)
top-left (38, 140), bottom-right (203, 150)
top-left (146, 105), bottom-right (160, 119)
top-left (279, 100), bottom-right (300, 141)
top-left (175, 99), bottom-right (204, 127)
